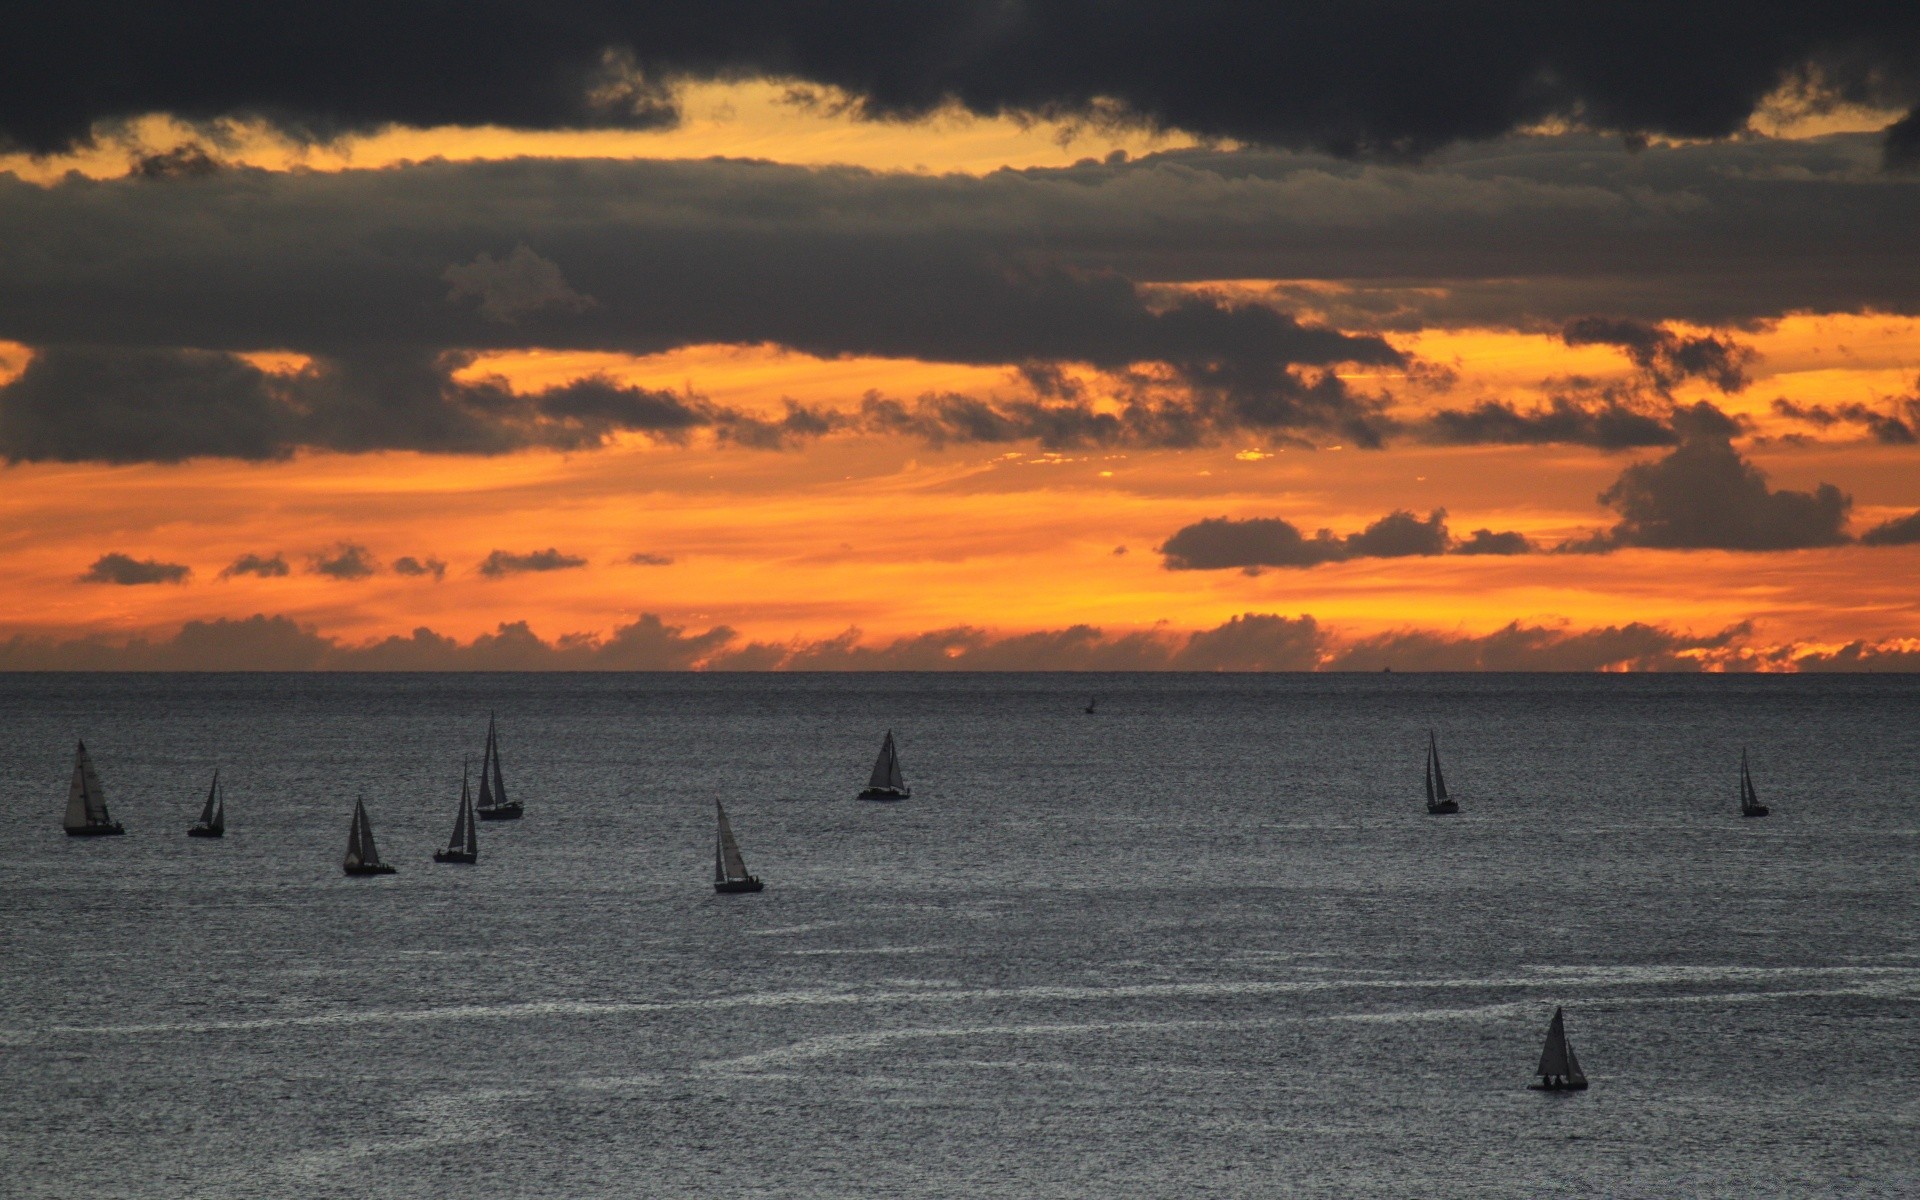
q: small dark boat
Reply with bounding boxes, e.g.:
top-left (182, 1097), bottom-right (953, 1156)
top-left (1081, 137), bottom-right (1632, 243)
top-left (857, 730), bottom-right (911, 801)
top-left (1739, 748), bottom-right (1770, 818)
top-left (433, 766), bottom-right (479, 864)
top-left (343, 797), bottom-right (397, 875)
top-left (1424, 730), bottom-right (1459, 815)
top-left (475, 712), bottom-right (524, 820)
top-left (1085, 696), bottom-right (1098, 714)
top-left (187, 769), bottom-right (225, 838)
top-left (63, 740), bottom-right (125, 836)
top-left (1527, 1007), bottom-right (1589, 1091)
top-left (713, 800), bottom-right (764, 893)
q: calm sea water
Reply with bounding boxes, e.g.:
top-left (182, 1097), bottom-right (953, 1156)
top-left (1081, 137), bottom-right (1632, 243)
top-left (1, 672), bottom-right (1916, 1198)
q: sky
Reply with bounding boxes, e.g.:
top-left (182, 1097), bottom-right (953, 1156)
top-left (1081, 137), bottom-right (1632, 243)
top-left (2, 3), bottom-right (1919, 671)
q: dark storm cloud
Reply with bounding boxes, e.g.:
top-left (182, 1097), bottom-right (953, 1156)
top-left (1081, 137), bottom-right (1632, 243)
top-left (1561, 317), bottom-right (1755, 393)
top-left (1159, 509), bottom-right (1528, 571)
top-left (307, 543), bottom-right (378, 580)
top-left (1587, 428), bottom-right (1853, 551)
top-left (77, 552), bottom-right (191, 585)
top-left (391, 555), bottom-right (447, 579)
top-left (218, 552), bottom-right (289, 579)
top-left (1859, 510), bottom-right (1920, 546)
top-left (4, 3), bottom-right (1918, 164)
top-left (1422, 394), bottom-right (1681, 450)
top-left (477, 548), bottom-right (588, 577)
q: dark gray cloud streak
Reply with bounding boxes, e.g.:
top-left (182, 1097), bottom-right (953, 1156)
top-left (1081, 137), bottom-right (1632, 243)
top-left (3, 3), bottom-right (1917, 164)
top-left (1160, 509), bottom-right (1531, 571)
top-left (478, 548), bottom-right (588, 577)
top-left (219, 552), bottom-right (288, 578)
top-left (78, 552), bottom-right (190, 585)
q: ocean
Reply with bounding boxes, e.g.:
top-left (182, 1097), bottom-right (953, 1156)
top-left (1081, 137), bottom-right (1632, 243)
top-left (2, 672), bottom-right (1916, 1198)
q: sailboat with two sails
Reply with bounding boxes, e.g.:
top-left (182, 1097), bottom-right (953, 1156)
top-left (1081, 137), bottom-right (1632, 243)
top-left (342, 797), bottom-right (397, 875)
top-left (713, 801), bottom-right (763, 893)
top-left (187, 771), bottom-right (225, 837)
top-left (433, 766), bottom-right (479, 864)
top-left (858, 730), bottom-right (910, 801)
top-left (1738, 748), bottom-right (1770, 818)
top-left (1424, 730), bottom-right (1459, 815)
top-left (62, 741), bottom-right (125, 836)
top-left (475, 713), bottom-right (523, 820)
top-left (1527, 1007), bottom-right (1589, 1091)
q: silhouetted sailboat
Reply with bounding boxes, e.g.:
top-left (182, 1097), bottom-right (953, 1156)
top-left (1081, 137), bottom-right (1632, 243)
top-left (1424, 731), bottom-right (1459, 815)
top-left (62, 740), bottom-right (125, 836)
top-left (342, 797), bottom-right (396, 875)
top-left (858, 730), bottom-right (910, 801)
top-left (475, 712), bottom-right (523, 820)
top-left (434, 766), bottom-right (479, 864)
top-left (187, 770), bottom-right (225, 838)
top-left (1739, 748), bottom-right (1770, 818)
top-left (1527, 1007), bottom-right (1589, 1091)
top-left (1085, 696), bottom-right (1098, 714)
top-left (713, 801), bottom-right (764, 893)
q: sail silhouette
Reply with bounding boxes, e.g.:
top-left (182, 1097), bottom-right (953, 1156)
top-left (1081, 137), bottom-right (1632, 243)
top-left (343, 797), bottom-right (396, 875)
top-left (713, 801), bottom-right (764, 893)
top-left (63, 740), bottom-right (125, 836)
top-left (858, 730), bottom-right (910, 801)
top-left (434, 765), bottom-right (479, 863)
top-left (1424, 731), bottom-right (1459, 815)
top-left (475, 712), bottom-right (524, 820)
top-left (187, 770), bottom-right (225, 838)
top-left (1527, 1007), bottom-right (1589, 1091)
top-left (1739, 748), bottom-right (1770, 818)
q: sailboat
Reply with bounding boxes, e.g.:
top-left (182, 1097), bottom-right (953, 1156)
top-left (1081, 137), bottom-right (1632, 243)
top-left (713, 801), bottom-right (764, 893)
top-left (1527, 1006), bottom-right (1589, 1091)
top-left (187, 770), bottom-right (225, 838)
top-left (62, 740), bottom-right (125, 836)
top-left (475, 712), bottom-right (524, 820)
top-left (433, 765), bottom-right (479, 864)
top-left (1085, 696), bottom-right (1098, 714)
top-left (858, 730), bottom-right (910, 801)
top-left (1739, 748), bottom-right (1770, 818)
top-left (1424, 730), bottom-right (1459, 815)
top-left (342, 797), bottom-right (397, 875)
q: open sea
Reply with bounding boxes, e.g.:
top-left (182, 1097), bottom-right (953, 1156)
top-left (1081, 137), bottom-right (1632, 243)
top-left (1, 672), bottom-right (1916, 1198)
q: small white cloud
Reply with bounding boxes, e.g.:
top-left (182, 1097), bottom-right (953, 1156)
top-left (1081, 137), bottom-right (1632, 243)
top-left (444, 245), bottom-right (595, 323)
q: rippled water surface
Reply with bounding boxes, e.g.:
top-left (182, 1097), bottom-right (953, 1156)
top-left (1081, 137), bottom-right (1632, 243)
top-left (2, 672), bottom-right (1917, 1198)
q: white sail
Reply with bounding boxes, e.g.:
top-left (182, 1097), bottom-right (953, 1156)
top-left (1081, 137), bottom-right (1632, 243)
top-left (717, 801), bottom-right (751, 881)
top-left (867, 732), bottom-right (904, 791)
top-left (64, 741), bottom-right (93, 830)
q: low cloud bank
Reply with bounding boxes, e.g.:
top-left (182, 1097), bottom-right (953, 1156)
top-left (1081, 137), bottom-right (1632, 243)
top-left (1160, 508), bottom-right (1530, 571)
top-left (2, 611), bottom-right (1907, 674)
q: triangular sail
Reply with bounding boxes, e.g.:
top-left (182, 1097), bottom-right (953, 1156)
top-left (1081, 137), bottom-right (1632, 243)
top-left (358, 802), bottom-right (382, 867)
top-left (867, 731), bottom-right (904, 791)
top-left (1535, 1008), bottom-right (1571, 1079)
top-left (447, 770), bottom-right (472, 853)
top-left (462, 785), bottom-right (477, 857)
top-left (1564, 1034), bottom-right (1586, 1086)
top-left (1429, 732), bottom-right (1449, 801)
top-left (64, 741), bottom-right (93, 830)
top-left (716, 801), bottom-right (751, 881)
top-left (210, 792), bottom-right (225, 834)
top-left (1740, 750), bottom-right (1759, 809)
top-left (197, 771), bottom-right (220, 827)
top-left (344, 799), bottom-right (366, 867)
top-left (477, 717), bottom-right (497, 808)
top-left (1424, 754), bottom-right (1436, 806)
top-left (488, 718), bottom-right (510, 809)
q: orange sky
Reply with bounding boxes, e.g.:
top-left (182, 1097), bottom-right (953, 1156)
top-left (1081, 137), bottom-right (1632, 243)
top-left (3, 81), bottom-right (1917, 668)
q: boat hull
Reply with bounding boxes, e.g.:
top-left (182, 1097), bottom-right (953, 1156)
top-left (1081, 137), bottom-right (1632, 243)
top-left (715, 877), bottom-right (765, 893)
top-left (1742, 806), bottom-right (1770, 817)
top-left (433, 849), bottom-right (477, 863)
top-left (65, 823), bottom-right (125, 836)
top-left (1528, 1080), bottom-right (1590, 1091)
top-left (858, 788), bottom-right (911, 801)
top-left (343, 863), bottom-right (397, 876)
top-left (186, 826), bottom-right (224, 838)
top-left (1426, 801), bottom-right (1460, 815)
top-left (477, 803), bottom-right (523, 820)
